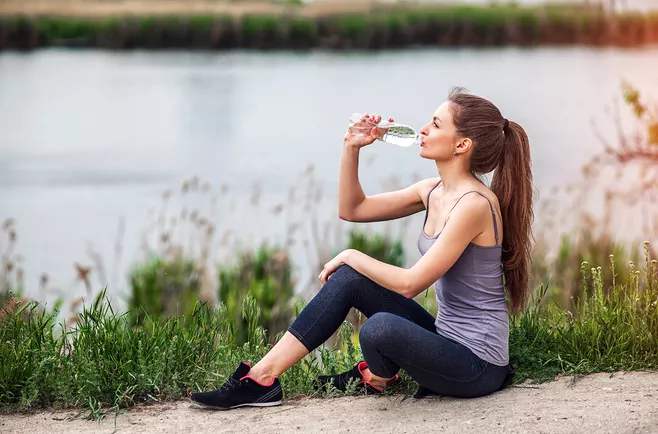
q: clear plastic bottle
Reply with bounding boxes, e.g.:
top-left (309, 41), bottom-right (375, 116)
top-left (348, 113), bottom-right (421, 147)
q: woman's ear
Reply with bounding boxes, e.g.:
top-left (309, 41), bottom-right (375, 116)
top-left (455, 138), bottom-right (472, 156)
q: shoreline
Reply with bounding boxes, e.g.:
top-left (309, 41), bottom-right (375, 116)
top-left (2, 2), bottom-right (658, 50)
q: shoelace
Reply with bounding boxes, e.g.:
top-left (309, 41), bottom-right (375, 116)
top-left (218, 376), bottom-right (242, 393)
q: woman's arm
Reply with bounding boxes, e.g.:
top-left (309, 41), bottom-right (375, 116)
top-left (338, 145), bottom-right (366, 219)
top-left (340, 194), bottom-right (490, 298)
top-left (343, 250), bottom-right (413, 297)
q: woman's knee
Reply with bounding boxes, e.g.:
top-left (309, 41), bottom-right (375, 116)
top-left (319, 264), bottom-right (367, 294)
top-left (359, 312), bottom-right (399, 347)
top-left (331, 264), bottom-right (364, 283)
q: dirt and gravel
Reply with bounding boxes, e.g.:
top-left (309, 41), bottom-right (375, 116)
top-left (2, 371), bottom-right (658, 433)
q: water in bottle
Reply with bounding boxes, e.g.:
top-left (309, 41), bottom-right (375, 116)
top-left (348, 113), bottom-right (421, 147)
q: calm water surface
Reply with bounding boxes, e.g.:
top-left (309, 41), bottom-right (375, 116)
top-left (1, 47), bottom-right (657, 307)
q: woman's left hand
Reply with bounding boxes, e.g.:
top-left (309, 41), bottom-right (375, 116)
top-left (318, 249), bottom-right (355, 285)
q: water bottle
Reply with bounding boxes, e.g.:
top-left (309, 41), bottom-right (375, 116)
top-left (348, 112), bottom-right (421, 148)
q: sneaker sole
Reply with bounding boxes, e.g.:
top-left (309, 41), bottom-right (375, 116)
top-left (190, 400), bottom-right (282, 410)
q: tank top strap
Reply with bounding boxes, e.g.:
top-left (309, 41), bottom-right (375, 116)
top-left (422, 179), bottom-right (442, 229)
top-left (438, 190), bottom-right (500, 244)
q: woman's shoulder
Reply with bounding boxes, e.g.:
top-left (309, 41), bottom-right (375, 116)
top-left (418, 177), bottom-right (501, 212)
top-left (468, 185), bottom-right (499, 207)
top-left (418, 177), bottom-right (442, 206)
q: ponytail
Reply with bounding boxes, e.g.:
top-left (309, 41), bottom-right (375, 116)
top-left (491, 121), bottom-right (534, 313)
top-left (448, 87), bottom-right (534, 313)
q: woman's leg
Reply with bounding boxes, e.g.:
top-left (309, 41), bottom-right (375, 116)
top-left (248, 264), bottom-right (435, 384)
top-left (359, 312), bottom-right (509, 398)
top-left (247, 331), bottom-right (308, 385)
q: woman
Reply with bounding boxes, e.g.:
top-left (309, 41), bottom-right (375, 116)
top-left (191, 87), bottom-right (533, 409)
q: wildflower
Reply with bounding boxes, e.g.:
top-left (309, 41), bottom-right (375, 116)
top-left (2, 218), bottom-right (14, 230)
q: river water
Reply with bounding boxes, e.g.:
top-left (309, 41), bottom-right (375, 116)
top-left (1, 47), bottom-right (657, 309)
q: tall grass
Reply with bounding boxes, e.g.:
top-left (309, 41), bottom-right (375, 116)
top-left (511, 241), bottom-right (657, 382)
top-left (1, 240), bottom-right (656, 418)
top-left (0, 290), bottom-right (364, 418)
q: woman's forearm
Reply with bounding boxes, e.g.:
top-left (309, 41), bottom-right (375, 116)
top-left (344, 250), bottom-right (412, 298)
top-left (338, 146), bottom-right (366, 220)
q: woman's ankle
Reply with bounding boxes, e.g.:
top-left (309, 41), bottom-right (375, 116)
top-left (246, 364), bottom-right (277, 386)
top-left (359, 366), bottom-right (395, 391)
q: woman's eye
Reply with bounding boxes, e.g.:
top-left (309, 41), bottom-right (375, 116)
top-left (433, 122), bottom-right (439, 128)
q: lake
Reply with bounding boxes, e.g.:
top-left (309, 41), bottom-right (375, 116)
top-left (1, 47), bottom-right (657, 308)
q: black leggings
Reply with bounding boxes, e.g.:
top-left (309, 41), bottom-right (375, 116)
top-left (288, 264), bottom-right (512, 398)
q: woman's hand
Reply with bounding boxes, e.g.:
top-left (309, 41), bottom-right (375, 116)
top-left (343, 113), bottom-right (394, 149)
top-left (318, 249), bottom-right (355, 285)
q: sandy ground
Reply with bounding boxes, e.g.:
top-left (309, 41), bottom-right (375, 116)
top-left (2, 371), bottom-right (658, 433)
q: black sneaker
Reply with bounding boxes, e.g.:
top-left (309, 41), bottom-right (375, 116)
top-left (190, 362), bottom-right (283, 410)
top-left (316, 361), bottom-right (399, 394)
top-left (413, 384), bottom-right (439, 399)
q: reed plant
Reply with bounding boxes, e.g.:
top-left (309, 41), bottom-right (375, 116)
top-left (0, 219), bottom-right (23, 298)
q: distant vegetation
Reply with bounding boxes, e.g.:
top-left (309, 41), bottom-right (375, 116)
top-left (1, 4), bottom-right (658, 49)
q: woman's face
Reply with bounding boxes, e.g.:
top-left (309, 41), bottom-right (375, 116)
top-left (418, 101), bottom-right (461, 160)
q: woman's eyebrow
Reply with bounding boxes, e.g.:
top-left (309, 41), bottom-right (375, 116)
top-left (433, 116), bottom-right (441, 123)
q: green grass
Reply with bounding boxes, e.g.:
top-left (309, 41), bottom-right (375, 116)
top-left (1, 241), bottom-right (656, 419)
top-left (0, 292), bottom-right (365, 418)
top-left (511, 241), bottom-right (657, 382)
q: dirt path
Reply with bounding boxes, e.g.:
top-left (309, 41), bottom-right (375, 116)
top-left (2, 371), bottom-right (658, 433)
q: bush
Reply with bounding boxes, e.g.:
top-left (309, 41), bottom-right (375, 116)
top-left (218, 243), bottom-right (297, 344)
top-left (128, 257), bottom-right (201, 326)
top-left (345, 229), bottom-right (405, 267)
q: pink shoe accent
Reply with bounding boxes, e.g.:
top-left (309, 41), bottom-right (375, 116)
top-left (357, 361), bottom-right (400, 392)
top-left (239, 374), bottom-right (276, 387)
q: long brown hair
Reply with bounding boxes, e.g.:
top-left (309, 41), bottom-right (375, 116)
top-left (448, 87), bottom-right (534, 313)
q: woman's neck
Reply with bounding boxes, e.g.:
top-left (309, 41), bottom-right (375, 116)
top-left (435, 159), bottom-right (479, 193)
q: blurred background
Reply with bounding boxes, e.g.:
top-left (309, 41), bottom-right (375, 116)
top-left (0, 0), bottom-right (656, 335)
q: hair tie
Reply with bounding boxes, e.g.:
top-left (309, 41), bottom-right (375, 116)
top-left (503, 118), bottom-right (509, 130)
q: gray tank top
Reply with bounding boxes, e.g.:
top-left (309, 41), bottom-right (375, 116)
top-left (417, 180), bottom-right (509, 366)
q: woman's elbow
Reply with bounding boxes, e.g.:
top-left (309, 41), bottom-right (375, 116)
top-left (402, 279), bottom-right (421, 299)
top-left (404, 274), bottom-right (439, 299)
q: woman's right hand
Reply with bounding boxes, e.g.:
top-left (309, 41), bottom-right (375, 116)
top-left (343, 113), bottom-right (394, 149)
